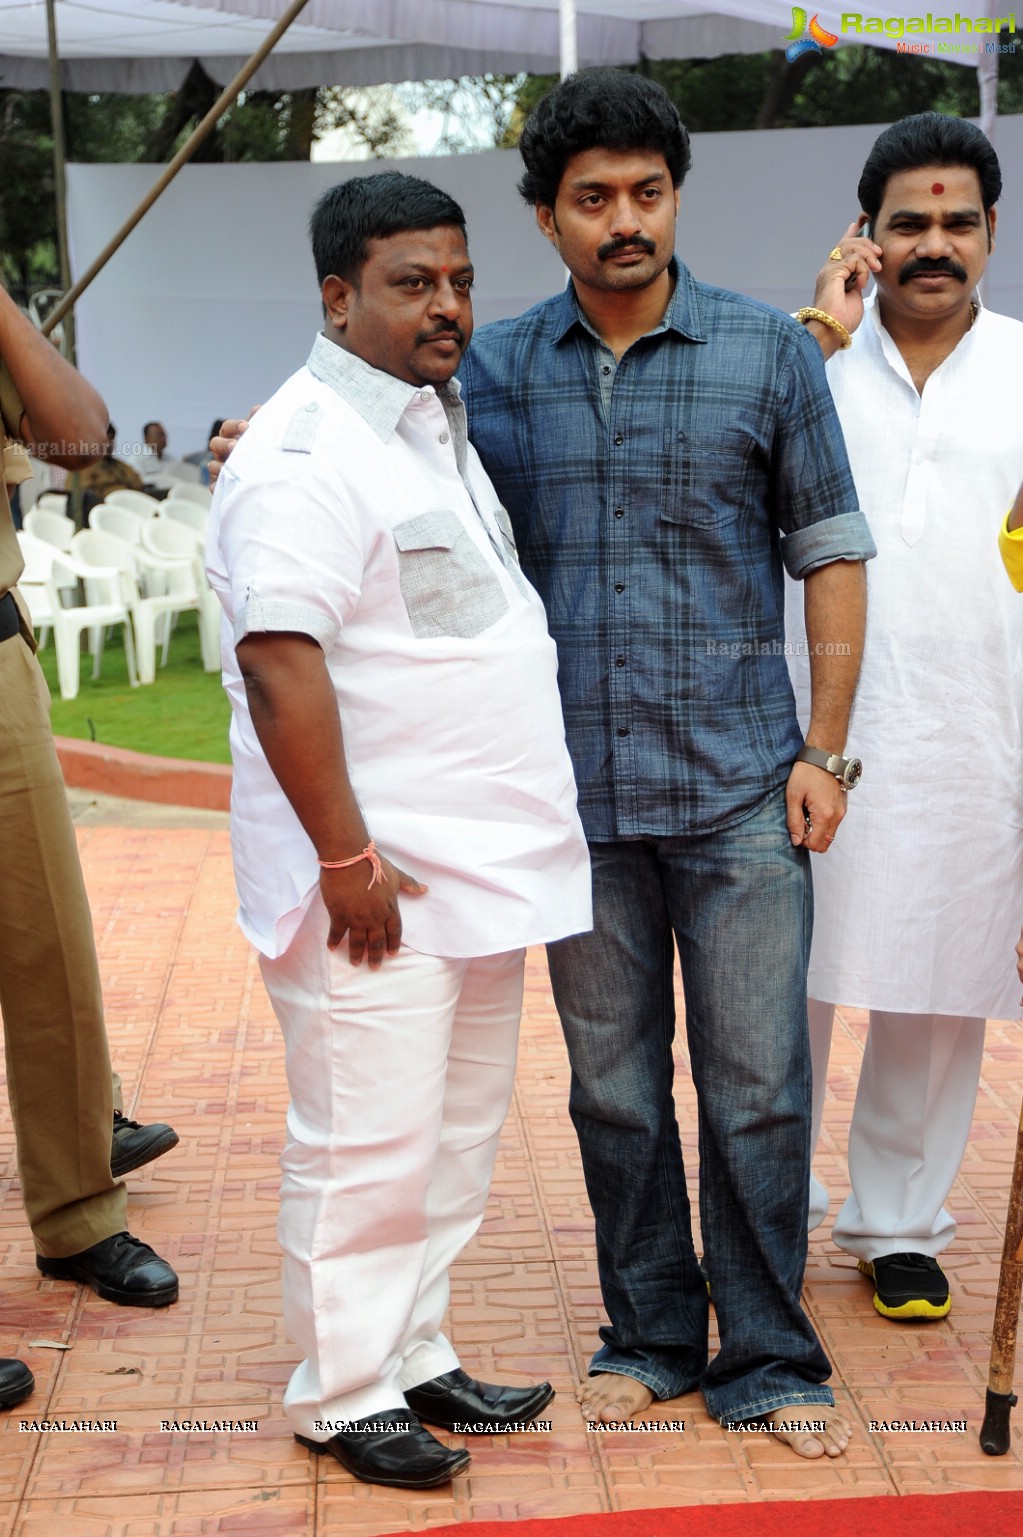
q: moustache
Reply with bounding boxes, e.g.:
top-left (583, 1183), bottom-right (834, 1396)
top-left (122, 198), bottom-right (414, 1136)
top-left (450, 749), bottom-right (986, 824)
top-left (899, 258), bottom-right (968, 285)
top-left (597, 234), bottom-right (657, 261)
top-left (417, 324), bottom-right (466, 347)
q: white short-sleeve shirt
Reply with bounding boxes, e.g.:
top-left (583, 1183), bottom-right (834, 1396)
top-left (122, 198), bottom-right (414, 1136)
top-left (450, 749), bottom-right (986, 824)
top-left (207, 334), bottom-right (592, 960)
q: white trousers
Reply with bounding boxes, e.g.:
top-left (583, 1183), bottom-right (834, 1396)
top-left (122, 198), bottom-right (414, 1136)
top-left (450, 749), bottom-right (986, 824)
top-left (258, 900), bottom-right (524, 1436)
top-left (808, 1000), bottom-right (986, 1261)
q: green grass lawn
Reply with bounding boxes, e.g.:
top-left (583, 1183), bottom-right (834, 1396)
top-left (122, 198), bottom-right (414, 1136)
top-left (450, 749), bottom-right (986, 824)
top-left (37, 610), bottom-right (232, 764)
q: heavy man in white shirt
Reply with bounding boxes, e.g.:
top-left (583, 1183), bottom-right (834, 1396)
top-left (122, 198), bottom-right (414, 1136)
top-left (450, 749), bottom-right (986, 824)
top-left (206, 173), bottom-right (592, 1490)
top-left (788, 113), bottom-right (1023, 1322)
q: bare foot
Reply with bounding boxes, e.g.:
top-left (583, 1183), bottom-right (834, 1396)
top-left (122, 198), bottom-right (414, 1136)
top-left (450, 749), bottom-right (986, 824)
top-left (762, 1405), bottom-right (851, 1458)
top-left (577, 1372), bottom-right (655, 1424)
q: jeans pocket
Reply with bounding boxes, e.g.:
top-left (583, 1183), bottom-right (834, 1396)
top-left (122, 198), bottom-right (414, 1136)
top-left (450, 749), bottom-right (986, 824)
top-left (393, 509), bottom-right (509, 640)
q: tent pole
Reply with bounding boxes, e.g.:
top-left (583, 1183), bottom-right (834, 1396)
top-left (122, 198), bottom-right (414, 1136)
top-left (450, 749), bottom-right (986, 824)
top-left (559, 0), bottom-right (578, 77)
top-left (45, 0), bottom-right (75, 362)
top-left (977, 0), bottom-right (1000, 144)
top-left (42, 0), bottom-right (313, 337)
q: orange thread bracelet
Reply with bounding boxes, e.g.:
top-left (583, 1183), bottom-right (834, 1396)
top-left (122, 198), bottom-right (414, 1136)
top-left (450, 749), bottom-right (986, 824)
top-left (318, 840), bottom-right (385, 890)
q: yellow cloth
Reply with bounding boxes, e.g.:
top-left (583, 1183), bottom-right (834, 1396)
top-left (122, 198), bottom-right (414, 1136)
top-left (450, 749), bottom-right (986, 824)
top-left (998, 512), bottom-right (1023, 593)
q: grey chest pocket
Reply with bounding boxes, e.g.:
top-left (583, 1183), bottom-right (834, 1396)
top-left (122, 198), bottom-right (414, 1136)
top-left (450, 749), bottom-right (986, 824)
top-left (393, 510), bottom-right (509, 640)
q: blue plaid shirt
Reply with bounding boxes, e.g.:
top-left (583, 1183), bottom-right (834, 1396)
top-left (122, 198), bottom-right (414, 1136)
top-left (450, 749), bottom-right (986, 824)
top-left (459, 260), bottom-right (875, 840)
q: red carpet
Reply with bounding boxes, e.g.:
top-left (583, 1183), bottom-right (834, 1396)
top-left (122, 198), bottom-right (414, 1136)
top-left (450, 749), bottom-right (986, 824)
top-left (381, 1491), bottom-right (1023, 1537)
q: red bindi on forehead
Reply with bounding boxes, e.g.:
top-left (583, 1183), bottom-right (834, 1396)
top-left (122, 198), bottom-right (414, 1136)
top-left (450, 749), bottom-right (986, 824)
top-left (931, 182), bottom-right (945, 195)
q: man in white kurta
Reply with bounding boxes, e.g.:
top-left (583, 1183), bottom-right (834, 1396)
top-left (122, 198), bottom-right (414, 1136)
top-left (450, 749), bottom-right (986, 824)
top-left (206, 173), bottom-right (591, 1489)
top-left (787, 113), bottom-right (1023, 1321)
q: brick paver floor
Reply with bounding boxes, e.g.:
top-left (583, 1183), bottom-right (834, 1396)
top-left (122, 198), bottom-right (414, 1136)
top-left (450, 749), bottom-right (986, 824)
top-left (2, 792), bottom-right (1022, 1534)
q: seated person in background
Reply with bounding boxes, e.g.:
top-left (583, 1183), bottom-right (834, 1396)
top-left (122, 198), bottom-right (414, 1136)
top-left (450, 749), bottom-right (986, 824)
top-left (142, 421), bottom-right (169, 462)
top-left (182, 419), bottom-right (224, 481)
top-left (141, 419), bottom-right (201, 487)
top-left (78, 423), bottom-right (144, 510)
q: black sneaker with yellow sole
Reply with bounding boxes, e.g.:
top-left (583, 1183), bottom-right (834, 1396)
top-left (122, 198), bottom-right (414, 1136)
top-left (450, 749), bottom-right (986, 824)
top-left (857, 1253), bottom-right (950, 1320)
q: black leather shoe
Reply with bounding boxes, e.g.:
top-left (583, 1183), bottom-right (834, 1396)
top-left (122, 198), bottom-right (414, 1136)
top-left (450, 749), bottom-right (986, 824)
top-left (295, 1408), bottom-right (470, 1488)
top-left (37, 1231), bottom-right (179, 1308)
top-left (404, 1368), bottom-right (555, 1431)
top-left (0, 1359), bottom-right (34, 1411)
top-left (111, 1111), bottom-right (180, 1178)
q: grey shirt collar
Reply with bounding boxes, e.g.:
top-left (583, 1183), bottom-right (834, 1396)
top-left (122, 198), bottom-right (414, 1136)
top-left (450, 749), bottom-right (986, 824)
top-left (306, 331), bottom-right (468, 474)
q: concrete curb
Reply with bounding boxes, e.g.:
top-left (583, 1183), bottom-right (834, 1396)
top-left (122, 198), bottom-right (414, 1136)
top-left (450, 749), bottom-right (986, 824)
top-left (55, 736), bottom-right (231, 812)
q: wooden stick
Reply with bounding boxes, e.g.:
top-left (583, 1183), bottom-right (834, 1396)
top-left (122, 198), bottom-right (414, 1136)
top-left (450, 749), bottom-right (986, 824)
top-left (42, 0), bottom-right (313, 336)
top-left (980, 1098), bottom-right (1023, 1454)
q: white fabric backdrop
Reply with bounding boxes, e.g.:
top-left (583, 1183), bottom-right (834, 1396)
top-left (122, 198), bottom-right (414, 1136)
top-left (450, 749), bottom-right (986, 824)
top-left (66, 118), bottom-right (1023, 458)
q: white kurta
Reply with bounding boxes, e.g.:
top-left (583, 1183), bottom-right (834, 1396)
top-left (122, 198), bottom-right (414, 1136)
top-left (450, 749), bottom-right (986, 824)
top-left (787, 296), bottom-right (1023, 1019)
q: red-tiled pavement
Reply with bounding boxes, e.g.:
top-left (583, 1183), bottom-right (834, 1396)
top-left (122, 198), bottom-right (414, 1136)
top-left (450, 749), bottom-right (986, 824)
top-left (2, 793), bottom-right (1022, 1535)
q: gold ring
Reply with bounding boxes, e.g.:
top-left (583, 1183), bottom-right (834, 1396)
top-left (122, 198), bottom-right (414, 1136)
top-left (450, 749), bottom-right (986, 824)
top-left (828, 246), bottom-right (844, 261)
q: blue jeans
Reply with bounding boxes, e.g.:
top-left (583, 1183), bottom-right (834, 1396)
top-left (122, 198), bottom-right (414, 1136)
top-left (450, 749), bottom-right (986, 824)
top-left (545, 790), bottom-right (834, 1423)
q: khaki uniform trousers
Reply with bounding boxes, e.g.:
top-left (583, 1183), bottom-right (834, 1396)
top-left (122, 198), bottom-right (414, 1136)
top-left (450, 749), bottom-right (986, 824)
top-left (0, 615), bottom-right (127, 1255)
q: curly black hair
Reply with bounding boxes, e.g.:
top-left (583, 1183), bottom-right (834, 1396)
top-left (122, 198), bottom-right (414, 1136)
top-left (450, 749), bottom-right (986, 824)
top-left (518, 69), bottom-right (692, 210)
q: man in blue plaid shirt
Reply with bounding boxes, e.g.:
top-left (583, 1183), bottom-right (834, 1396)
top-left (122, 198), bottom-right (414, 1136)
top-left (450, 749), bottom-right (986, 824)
top-left (459, 70), bottom-right (875, 1458)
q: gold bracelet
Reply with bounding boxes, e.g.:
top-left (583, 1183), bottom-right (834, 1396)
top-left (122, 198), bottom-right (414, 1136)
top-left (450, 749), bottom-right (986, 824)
top-left (795, 307), bottom-right (852, 349)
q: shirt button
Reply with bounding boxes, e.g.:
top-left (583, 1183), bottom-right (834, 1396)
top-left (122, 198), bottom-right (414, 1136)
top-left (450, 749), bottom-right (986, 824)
top-left (614, 433), bottom-right (624, 445)
top-left (614, 583), bottom-right (624, 593)
top-left (614, 507), bottom-right (624, 519)
top-left (601, 365), bottom-right (611, 375)
top-left (439, 432), bottom-right (449, 444)
top-left (420, 390), bottom-right (432, 402)
top-left (304, 402), bottom-right (318, 413)
top-left (616, 726), bottom-right (629, 737)
top-left (615, 656), bottom-right (625, 667)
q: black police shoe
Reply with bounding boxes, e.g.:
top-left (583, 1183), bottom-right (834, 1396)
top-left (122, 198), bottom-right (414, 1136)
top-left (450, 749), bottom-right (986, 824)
top-left (37, 1231), bottom-right (179, 1307)
top-left (111, 1111), bottom-right (179, 1178)
top-left (404, 1368), bottom-right (555, 1431)
top-left (296, 1408), bottom-right (470, 1488)
top-left (0, 1359), bottom-right (34, 1411)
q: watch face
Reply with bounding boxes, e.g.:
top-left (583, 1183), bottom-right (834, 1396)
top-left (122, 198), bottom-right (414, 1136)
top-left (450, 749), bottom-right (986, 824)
top-left (844, 758), bottom-right (863, 790)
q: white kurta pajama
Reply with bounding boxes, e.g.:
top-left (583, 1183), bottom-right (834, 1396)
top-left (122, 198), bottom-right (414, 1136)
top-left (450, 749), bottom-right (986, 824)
top-left (787, 294), bottom-right (1023, 1257)
top-left (207, 335), bottom-right (591, 1434)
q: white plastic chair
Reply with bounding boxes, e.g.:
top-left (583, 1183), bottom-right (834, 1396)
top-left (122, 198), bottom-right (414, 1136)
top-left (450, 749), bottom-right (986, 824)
top-left (23, 506), bottom-right (75, 551)
top-left (159, 500), bottom-right (207, 539)
top-left (40, 547), bottom-right (139, 700)
top-left (139, 518), bottom-right (220, 673)
top-left (139, 472), bottom-right (180, 494)
top-left (105, 489), bottom-right (161, 518)
top-left (89, 504), bottom-right (145, 544)
top-left (161, 459), bottom-right (203, 485)
top-left (166, 481), bottom-right (213, 511)
top-left (35, 491), bottom-right (72, 516)
top-left (72, 528), bottom-right (198, 685)
top-left (15, 531), bottom-right (57, 646)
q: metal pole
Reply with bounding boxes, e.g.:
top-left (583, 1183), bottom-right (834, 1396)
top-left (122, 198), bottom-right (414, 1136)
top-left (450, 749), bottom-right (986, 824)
top-left (45, 0), bottom-right (75, 362)
top-left (42, 0), bottom-right (313, 337)
top-left (559, 0), bottom-right (578, 78)
top-left (977, 0), bottom-right (1000, 145)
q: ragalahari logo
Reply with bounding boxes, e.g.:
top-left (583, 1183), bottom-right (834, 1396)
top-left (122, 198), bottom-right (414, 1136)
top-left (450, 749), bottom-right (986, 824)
top-left (785, 7), bottom-right (840, 58)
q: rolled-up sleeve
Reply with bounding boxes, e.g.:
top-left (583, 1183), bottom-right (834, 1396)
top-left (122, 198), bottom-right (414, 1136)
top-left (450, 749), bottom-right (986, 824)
top-left (772, 326), bottom-right (877, 580)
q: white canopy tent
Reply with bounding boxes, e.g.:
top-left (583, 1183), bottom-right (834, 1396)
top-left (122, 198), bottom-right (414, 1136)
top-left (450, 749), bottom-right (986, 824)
top-left (0, 0), bottom-right (988, 90)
